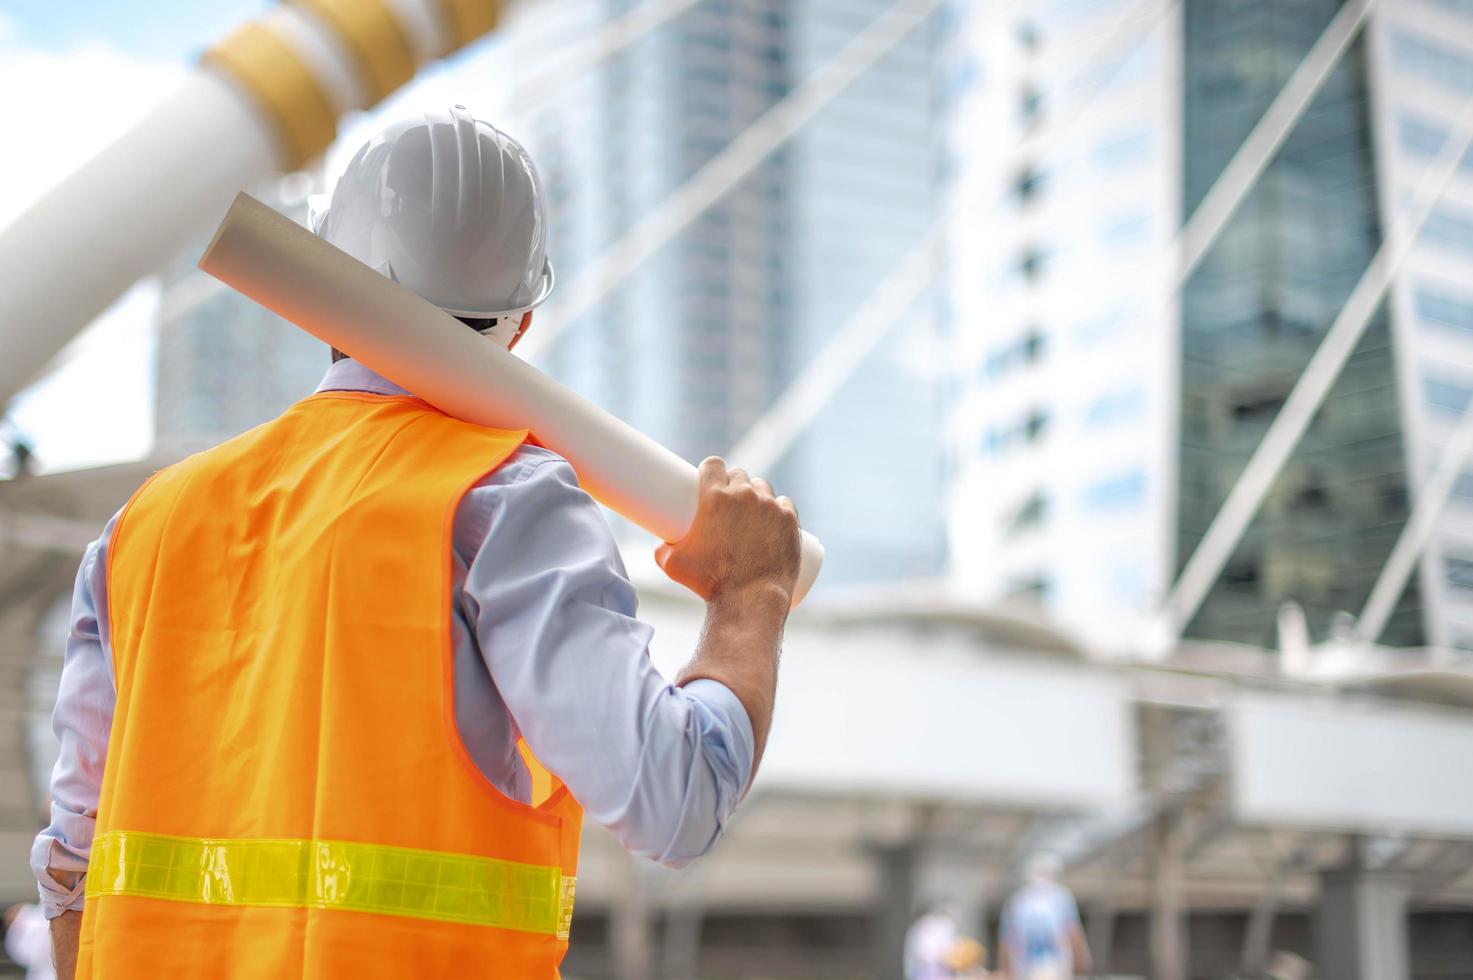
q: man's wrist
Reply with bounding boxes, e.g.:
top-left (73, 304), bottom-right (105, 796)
top-left (707, 580), bottom-right (791, 621)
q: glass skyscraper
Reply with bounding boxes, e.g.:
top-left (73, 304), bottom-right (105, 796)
top-left (505, 0), bottom-right (956, 586)
top-left (153, 179), bottom-right (327, 457)
top-left (1178, 0), bottom-right (1421, 647)
top-left (950, 0), bottom-right (1473, 652)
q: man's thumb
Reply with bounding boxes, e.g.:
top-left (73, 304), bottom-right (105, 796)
top-left (654, 543), bottom-right (674, 570)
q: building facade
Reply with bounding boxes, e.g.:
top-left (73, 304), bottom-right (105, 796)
top-left (153, 177), bottom-right (327, 457)
top-left (949, 0), bottom-right (1473, 652)
top-left (503, 0), bottom-right (957, 585)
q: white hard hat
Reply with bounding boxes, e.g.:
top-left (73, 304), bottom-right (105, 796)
top-left (313, 105), bottom-right (554, 337)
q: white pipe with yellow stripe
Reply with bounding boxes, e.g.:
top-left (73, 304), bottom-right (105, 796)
top-left (0, 0), bottom-right (503, 407)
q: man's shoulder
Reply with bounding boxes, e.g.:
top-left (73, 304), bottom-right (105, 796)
top-left (479, 443), bottom-right (576, 488)
top-left (453, 443), bottom-right (615, 563)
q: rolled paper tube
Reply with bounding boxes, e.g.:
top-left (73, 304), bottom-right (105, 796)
top-left (199, 193), bottom-right (825, 606)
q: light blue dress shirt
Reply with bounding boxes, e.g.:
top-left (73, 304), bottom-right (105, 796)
top-left (31, 359), bottom-right (754, 917)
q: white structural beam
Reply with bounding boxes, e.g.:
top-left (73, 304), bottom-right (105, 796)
top-left (507, 0), bottom-right (707, 113)
top-left (640, 595), bottom-right (1135, 809)
top-left (728, 224), bottom-right (944, 472)
top-left (1358, 382), bottom-right (1473, 645)
top-left (1229, 691), bottom-right (1473, 837)
top-left (724, 0), bottom-right (1177, 472)
top-left (517, 0), bottom-right (945, 362)
top-left (0, 71), bottom-right (277, 407)
top-left (1163, 102), bottom-right (1473, 640)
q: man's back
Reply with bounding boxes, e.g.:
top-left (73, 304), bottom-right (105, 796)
top-left (82, 389), bottom-right (582, 977)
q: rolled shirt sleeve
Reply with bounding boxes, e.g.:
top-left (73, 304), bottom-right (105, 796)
top-left (32, 516), bottom-right (120, 917)
top-left (457, 448), bottom-right (754, 866)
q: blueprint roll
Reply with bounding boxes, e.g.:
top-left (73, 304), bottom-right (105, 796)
top-left (198, 193), bottom-right (824, 607)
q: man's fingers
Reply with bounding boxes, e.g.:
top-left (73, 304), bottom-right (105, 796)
top-left (698, 456), bottom-right (729, 490)
top-left (727, 467), bottom-right (751, 487)
top-left (752, 476), bottom-right (774, 498)
top-left (776, 495), bottom-right (798, 523)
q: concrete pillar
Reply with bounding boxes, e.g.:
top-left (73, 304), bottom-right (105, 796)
top-left (1149, 810), bottom-right (1187, 980)
top-left (610, 851), bottom-right (653, 980)
top-left (1316, 865), bottom-right (1411, 980)
top-left (870, 841), bottom-right (919, 980)
top-left (1086, 896), bottom-right (1118, 976)
top-left (871, 836), bottom-right (995, 980)
top-left (916, 845), bottom-right (991, 947)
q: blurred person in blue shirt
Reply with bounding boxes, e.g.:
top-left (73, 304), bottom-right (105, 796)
top-left (998, 854), bottom-right (1092, 980)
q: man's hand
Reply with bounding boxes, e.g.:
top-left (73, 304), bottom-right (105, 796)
top-left (656, 457), bottom-right (802, 606)
top-left (658, 457), bottom-right (802, 777)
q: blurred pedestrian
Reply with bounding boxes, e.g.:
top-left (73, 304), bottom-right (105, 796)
top-left (4, 903), bottom-right (55, 980)
top-left (945, 937), bottom-right (990, 978)
top-left (1265, 951), bottom-right (1311, 980)
top-left (997, 854), bottom-right (1091, 980)
top-left (905, 904), bottom-right (961, 980)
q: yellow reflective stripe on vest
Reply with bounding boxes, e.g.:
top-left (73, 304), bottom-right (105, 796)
top-left (91, 831), bottom-right (576, 939)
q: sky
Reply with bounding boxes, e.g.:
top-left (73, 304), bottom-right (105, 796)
top-left (0, 2), bottom-right (507, 473)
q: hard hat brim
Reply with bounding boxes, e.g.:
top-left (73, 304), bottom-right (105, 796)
top-left (435, 259), bottom-right (556, 320)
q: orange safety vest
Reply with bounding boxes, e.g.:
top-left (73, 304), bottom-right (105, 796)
top-left (78, 390), bottom-right (583, 978)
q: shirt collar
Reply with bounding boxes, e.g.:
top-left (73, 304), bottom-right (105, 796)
top-left (313, 358), bottom-right (414, 399)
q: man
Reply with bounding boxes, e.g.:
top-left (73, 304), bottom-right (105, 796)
top-left (998, 854), bottom-right (1092, 980)
top-left (32, 107), bottom-right (800, 978)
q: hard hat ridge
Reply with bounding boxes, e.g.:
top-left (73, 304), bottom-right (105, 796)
top-left (316, 105), bottom-right (554, 327)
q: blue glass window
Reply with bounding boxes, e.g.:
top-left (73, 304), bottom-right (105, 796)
top-left (1002, 492), bottom-right (1049, 538)
top-left (1399, 114), bottom-right (1473, 171)
top-left (1422, 206), bottom-right (1473, 254)
top-left (1424, 0), bottom-right (1473, 18)
top-left (1392, 31), bottom-right (1473, 94)
top-left (1101, 212), bottom-right (1150, 249)
top-left (1084, 387), bottom-right (1147, 427)
top-left (1073, 307), bottom-right (1128, 347)
top-left (984, 329), bottom-right (1046, 378)
top-left (1448, 556), bottom-right (1473, 588)
top-left (1081, 470), bottom-right (1146, 511)
top-left (1093, 130), bottom-right (1153, 172)
top-left (1401, 116), bottom-right (1450, 156)
top-left (1426, 376), bottom-right (1473, 414)
top-left (1417, 286), bottom-right (1473, 332)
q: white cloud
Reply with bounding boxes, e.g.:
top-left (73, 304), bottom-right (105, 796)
top-left (0, 44), bottom-right (184, 231)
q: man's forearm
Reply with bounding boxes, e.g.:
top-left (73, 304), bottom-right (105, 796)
top-left (676, 582), bottom-right (788, 774)
top-left (51, 909), bottom-right (81, 980)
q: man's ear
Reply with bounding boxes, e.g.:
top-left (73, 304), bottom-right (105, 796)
top-left (508, 311), bottom-right (534, 351)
